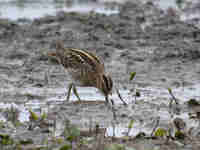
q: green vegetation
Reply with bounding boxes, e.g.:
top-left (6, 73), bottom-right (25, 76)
top-left (129, 72), bottom-right (136, 81)
top-left (154, 128), bottom-right (167, 137)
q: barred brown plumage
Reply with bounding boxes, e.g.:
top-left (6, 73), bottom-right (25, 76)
top-left (48, 41), bottom-right (113, 103)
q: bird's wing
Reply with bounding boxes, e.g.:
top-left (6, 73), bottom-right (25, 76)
top-left (63, 48), bottom-right (105, 73)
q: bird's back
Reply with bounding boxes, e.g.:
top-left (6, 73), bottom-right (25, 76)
top-left (55, 41), bottom-right (105, 86)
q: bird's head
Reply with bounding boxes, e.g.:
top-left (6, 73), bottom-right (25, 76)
top-left (97, 74), bottom-right (113, 98)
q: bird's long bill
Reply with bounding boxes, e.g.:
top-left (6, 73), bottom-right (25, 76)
top-left (105, 95), bottom-right (109, 103)
top-left (47, 52), bottom-right (57, 57)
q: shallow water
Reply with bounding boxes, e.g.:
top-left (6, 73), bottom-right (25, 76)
top-left (0, 0), bottom-right (180, 20)
top-left (0, 0), bottom-right (119, 20)
top-left (1, 0), bottom-right (199, 22)
top-left (1, 83), bottom-right (200, 137)
top-left (155, 0), bottom-right (177, 10)
top-left (106, 111), bottom-right (199, 137)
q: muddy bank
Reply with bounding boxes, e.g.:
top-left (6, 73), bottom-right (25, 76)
top-left (0, 0), bottom-right (200, 150)
top-left (0, 1), bottom-right (200, 89)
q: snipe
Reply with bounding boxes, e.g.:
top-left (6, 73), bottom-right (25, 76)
top-left (48, 41), bottom-right (113, 103)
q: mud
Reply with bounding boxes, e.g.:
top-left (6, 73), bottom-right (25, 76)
top-left (0, 0), bottom-right (200, 149)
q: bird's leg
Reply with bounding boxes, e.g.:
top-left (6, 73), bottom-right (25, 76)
top-left (66, 83), bottom-right (73, 102)
top-left (72, 84), bottom-right (81, 101)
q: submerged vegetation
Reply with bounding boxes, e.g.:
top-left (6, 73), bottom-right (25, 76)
top-left (0, 72), bottom-right (199, 150)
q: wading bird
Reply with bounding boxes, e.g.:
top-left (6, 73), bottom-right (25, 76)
top-left (48, 41), bottom-right (113, 103)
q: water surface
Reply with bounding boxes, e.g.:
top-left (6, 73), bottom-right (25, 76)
top-left (0, 0), bottom-right (119, 20)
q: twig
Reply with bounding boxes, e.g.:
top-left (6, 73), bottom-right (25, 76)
top-left (168, 88), bottom-right (179, 105)
top-left (111, 120), bottom-right (116, 137)
top-left (169, 98), bottom-right (174, 118)
top-left (115, 88), bottom-right (127, 106)
top-left (110, 99), bottom-right (117, 121)
top-left (151, 117), bottom-right (160, 136)
top-left (127, 119), bottom-right (134, 136)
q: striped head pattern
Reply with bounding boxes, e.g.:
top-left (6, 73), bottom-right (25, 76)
top-left (97, 74), bottom-right (113, 97)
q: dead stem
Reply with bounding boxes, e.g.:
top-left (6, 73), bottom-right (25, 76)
top-left (168, 88), bottom-right (179, 105)
top-left (151, 117), bottom-right (160, 136)
top-left (110, 99), bottom-right (117, 121)
top-left (115, 88), bottom-right (127, 106)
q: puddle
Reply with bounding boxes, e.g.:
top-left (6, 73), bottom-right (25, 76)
top-left (0, 102), bottom-right (29, 122)
top-left (181, 12), bottom-right (200, 21)
top-left (106, 111), bottom-right (199, 137)
top-left (1, 0), bottom-right (199, 24)
top-left (155, 0), bottom-right (177, 10)
top-left (0, 0), bottom-right (119, 20)
top-left (1, 83), bottom-right (200, 119)
top-left (130, 83), bottom-right (200, 104)
top-left (106, 121), bottom-right (152, 137)
top-left (155, 0), bottom-right (200, 23)
top-left (0, 100), bottom-right (53, 123)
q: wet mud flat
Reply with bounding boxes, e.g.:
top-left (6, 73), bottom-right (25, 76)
top-left (0, 0), bottom-right (200, 149)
